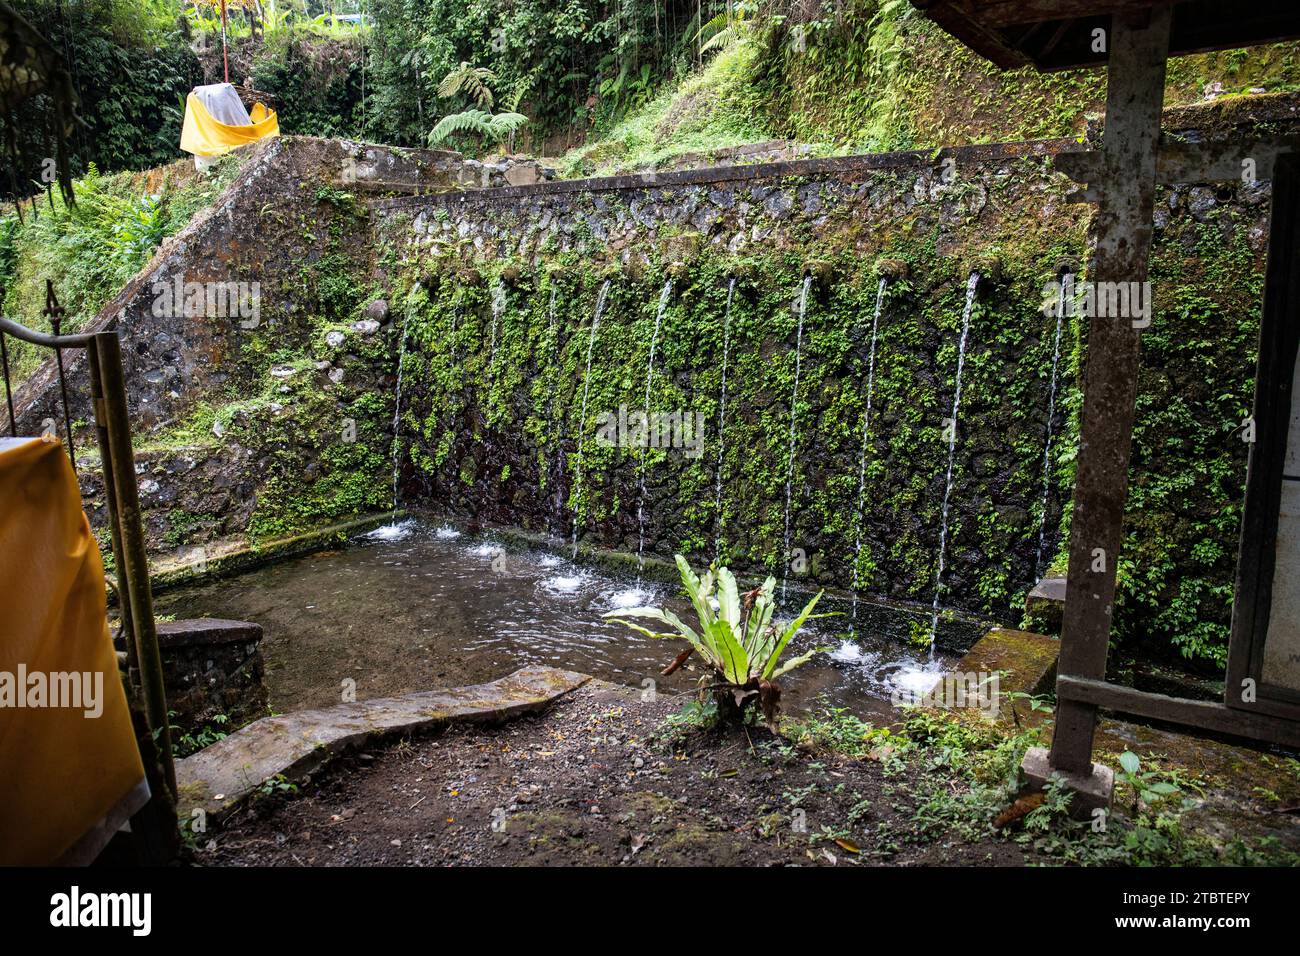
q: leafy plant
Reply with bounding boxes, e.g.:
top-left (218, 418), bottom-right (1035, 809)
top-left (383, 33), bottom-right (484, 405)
top-left (605, 555), bottom-right (827, 723)
top-left (427, 61), bottom-right (529, 150)
top-left (437, 61), bottom-right (498, 108)
top-left (1116, 751), bottom-right (1184, 812)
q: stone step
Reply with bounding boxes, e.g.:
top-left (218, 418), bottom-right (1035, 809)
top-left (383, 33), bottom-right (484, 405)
top-left (176, 665), bottom-right (589, 824)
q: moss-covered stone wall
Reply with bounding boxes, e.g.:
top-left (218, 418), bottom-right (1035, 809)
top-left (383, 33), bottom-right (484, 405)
top-left (374, 111), bottom-right (1279, 666)
top-left (375, 144), bottom-right (1092, 625)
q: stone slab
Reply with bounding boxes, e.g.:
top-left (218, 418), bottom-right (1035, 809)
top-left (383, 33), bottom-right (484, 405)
top-left (156, 617), bottom-right (262, 649)
top-left (1024, 576), bottom-right (1066, 630)
top-left (956, 626), bottom-right (1060, 701)
top-left (1020, 746), bottom-right (1114, 819)
top-left (176, 666), bottom-right (590, 823)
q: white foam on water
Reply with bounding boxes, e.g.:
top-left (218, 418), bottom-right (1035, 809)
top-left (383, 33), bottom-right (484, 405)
top-left (604, 586), bottom-right (656, 610)
top-left (434, 525), bottom-right (462, 540)
top-left (890, 666), bottom-right (944, 699)
top-left (538, 573), bottom-right (589, 597)
top-left (468, 542), bottom-right (504, 558)
top-left (829, 639), bottom-right (866, 664)
top-left (366, 520), bottom-right (414, 542)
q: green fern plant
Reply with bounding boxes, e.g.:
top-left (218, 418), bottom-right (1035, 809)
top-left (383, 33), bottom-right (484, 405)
top-left (605, 555), bottom-right (828, 724)
top-left (428, 109), bottom-right (529, 148)
top-left (437, 61), bottom-right (497, 108)
top-left (428, 62), bottom-right (530, 150)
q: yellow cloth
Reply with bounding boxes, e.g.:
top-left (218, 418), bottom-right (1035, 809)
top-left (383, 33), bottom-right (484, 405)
top-left (0, 437), bottom-right (146, 865)
top-left (180, 92), bottom-right (280, 158)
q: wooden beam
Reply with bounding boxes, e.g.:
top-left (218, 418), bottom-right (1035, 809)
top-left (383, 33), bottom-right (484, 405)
top-left (976, 0), bottom-right (1170, 29)
top-left (1049, 6), bottom-right (1172, 776)
top-left (1056, 676), bottom-right (1300, 748)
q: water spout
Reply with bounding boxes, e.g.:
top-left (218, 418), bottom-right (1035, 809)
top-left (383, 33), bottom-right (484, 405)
top-left (570, 279), bottom-right (612, 557)
top-left (781, 274), bottom-right (813, 601)
top-left (1034, 273), bottom-right (1069, 576)
top-left (388, 316), bottom-right (411, 516)
top-left (635, 279), bottom-right (674, 580)
top-left (488, 278), bottom-right (506, 364)
top-left (929, 271), bottom-right (980, 649)
top-left (849, 277), bottom-right (887, 631)
top-left (544, 284), bottom-right (565, 537)
top-left (713, 276), bottom-right (736, 564)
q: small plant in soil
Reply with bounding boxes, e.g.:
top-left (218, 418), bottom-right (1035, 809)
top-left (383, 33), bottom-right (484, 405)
top-left (604, 555), bottom-right (828, 725)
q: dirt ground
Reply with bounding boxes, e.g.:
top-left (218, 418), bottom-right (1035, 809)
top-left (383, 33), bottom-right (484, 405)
top-left (196, 682), bottom-right (1029, 867)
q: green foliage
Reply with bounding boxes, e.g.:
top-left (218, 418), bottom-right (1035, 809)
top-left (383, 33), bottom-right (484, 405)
top-left (0, 153), bottom-right (245, 385)
top-left (365, 0), bottom-right (726, 151)
top-left (3, 1), bottom-right (201, 196)
top-left (171, 712), bottom-right (231, 758)
top-left (606, 554), bottom-right (827, 719)
top-left (428, 108), bottom-right (529, 149)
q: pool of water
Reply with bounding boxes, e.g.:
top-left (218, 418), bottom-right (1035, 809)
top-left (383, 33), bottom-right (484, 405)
top-left (156, 518), bottom-right (959, 720)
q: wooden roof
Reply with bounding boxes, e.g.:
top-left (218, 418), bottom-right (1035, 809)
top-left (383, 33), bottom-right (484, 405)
top-left (910, 0), bottom-right (1300, 71)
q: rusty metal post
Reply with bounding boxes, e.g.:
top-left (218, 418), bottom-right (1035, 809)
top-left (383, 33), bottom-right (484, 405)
top-left (92, 329), bottom-right (175, 795)
top-left (86, 342), bottom-right (139, 678)
top-left (1048, 7), bottom-right (1172, 776)
top-left (44, 281), bottom-right (77, 474)
top-left (0, 329), bottom-right (15, 436)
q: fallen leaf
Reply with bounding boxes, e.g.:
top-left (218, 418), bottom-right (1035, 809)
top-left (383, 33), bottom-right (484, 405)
top-left (834, 838), bottom-right (861, 854)
top-left (993, 792), bottom-right (1045, 829)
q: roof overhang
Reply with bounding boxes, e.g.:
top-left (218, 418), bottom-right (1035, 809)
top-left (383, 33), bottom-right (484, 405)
top-left (910, 0), bottom-right (1300, 71)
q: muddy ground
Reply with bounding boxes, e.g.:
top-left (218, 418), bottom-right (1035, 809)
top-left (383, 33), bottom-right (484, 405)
top-left (196, 682), bottom-right (1030, 867)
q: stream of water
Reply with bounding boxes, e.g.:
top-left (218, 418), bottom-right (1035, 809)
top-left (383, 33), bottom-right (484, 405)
top-left (1034, 273), bottom-right (1069, 577)
top-left (570, 279), bottom-right (612, 557)
top-left (713, 277), bottom-right (736, 564)
top-left (634, 279), bottom-right (673, 584)
top-left (780, 275), bottom-right (813, 601)
top-left (929, 271), bottom-right (980, 649)
top-left (849, 277), bottom-right (887, 632)
top-left (387, 316), bottom-right (411, 517)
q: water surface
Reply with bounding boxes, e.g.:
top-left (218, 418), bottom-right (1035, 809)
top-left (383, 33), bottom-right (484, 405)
top-left (157, 519), bottom-right (957, 720)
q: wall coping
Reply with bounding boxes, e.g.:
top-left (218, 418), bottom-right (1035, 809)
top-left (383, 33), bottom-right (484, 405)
top-left (372, 138), bottom-right (1076, 212)
top-left (156, 618), bottom-right (263, 650)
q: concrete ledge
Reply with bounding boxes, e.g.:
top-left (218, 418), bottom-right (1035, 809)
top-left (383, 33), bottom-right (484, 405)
top-left (176, 666), bottom-right (590, 823)
top-left (1024, 576), bottom-right (1066, 631)
top-left (1020, 746), bottom-right (1113, 818)
top-left (148, 512), bottom-right (402, 593)
top-left (156, 618), bottom-right (262, 649)
top-left (956, 626), bottom-right (1060, 700)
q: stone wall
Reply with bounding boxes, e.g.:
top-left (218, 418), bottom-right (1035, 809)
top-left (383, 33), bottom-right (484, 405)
top-left (373, 141), bottom-right (1091, 624)
top-left (369, 97), bottom-right (1287, 652)
top-left (152, 619), bottom-right (268, 735)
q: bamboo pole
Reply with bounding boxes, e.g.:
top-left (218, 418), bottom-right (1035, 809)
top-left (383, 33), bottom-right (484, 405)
top-left (93, 330), bottom-right (175, 795)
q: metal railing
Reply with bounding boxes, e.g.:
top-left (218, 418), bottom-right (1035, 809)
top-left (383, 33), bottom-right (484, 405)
top-left (0, 293), bottom-right (175, 796)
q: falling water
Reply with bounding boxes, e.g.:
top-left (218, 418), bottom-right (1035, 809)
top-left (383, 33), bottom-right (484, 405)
top-left (849, 277), bottom-right (888, 630)
top-left (1034, 273), bottom-right (1069, 577)
top-left (488, 279), bottom-right (506, 364)
top-left (781, 275), bottom-right (813, 601)
top-left (635, 279), bottom-right (674, 579)
top-left (570, 279), bottom-right (612, 557)
top-left (713, 277), bottom-right (736, 563)
top-left (388, 316), bottom-right (411, 515)
top-left (544, 285), bottom-right (566, 536)
top-left (929, 271), bottom-right (981, 648)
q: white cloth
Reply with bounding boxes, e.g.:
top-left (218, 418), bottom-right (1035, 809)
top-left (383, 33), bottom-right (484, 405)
top-left (190, 83), bottom-right (252, 127)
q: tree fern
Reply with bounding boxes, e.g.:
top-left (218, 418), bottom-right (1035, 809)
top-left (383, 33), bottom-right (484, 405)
top-left (427, 109), bottom-right (494, 145)
top-left (436, 61), bottom-right (496, 108)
